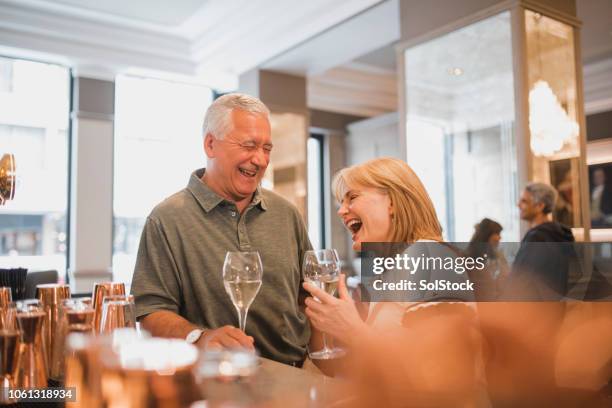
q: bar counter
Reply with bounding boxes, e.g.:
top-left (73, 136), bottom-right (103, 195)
top-left (198, 358), bottom-right (349, 407)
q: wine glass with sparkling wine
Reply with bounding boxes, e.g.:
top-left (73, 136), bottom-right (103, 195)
top-left (303, 249), bottom-right (346, 359)
top-left (223, 251), bottom-right (263, 333)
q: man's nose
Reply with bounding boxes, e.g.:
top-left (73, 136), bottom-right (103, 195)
top-left (251, 148), bottom-right (268, 167)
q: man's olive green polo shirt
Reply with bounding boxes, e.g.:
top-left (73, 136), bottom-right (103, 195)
top-left (131, 168), bottom-right (311, 365)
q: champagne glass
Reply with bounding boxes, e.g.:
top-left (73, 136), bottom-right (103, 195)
top-left (222, 251), bottom-right (263, 333)
top-left (303, 249), bottom-right (346, 359)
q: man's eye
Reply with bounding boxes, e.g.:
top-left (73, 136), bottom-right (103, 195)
top-left (242, 143), bottom-right (257, 151)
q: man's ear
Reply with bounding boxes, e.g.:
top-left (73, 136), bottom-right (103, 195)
top-left (204, 133), bottom-right (215, 158)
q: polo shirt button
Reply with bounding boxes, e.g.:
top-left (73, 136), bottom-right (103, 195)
top-left (231, 211), bottom-right (236, 217)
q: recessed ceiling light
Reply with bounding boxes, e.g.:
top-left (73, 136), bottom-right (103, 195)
top-left (447, 67), bottom-right (464, 76)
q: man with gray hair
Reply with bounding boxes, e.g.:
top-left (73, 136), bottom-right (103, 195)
top-left (506, 182), bottom-right (575, 298)
top-left (131, 93), bottom-right (311, 366)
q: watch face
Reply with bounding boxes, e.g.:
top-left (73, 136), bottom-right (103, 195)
top-left (187, 329), bottom-right (202, 343)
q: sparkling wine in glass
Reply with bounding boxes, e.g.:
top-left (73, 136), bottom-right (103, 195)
top-left (304, 249), bottom-right (346, 360)
top-left (223, 251), bottom-right (263, 333)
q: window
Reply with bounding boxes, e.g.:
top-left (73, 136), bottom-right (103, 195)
top-left (307, 134), bottom-right (325, 249)
top-left (0, 58), bottom-right (70, 276)
top-left (113, 75), bottom-right (213, 286)
top-left (0, 57), bottom-right (13, 92)
top-left (403, 12), bottom-right (519, 241)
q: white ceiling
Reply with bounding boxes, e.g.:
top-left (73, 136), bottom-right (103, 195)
top-left (0, 0), bottom-right (610, 116)
top-left (0, 0), bottom-right (384, 90)
top-left (262, 0), bottom-right (399, 76)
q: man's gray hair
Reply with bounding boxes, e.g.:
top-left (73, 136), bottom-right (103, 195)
top-left (525, 182), bottom-right (558, 214)
top-left (202, 93), bottom-right (270, 139)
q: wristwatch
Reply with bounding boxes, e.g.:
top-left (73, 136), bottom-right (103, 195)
top-left (186, 328), bottom-right (205, 344)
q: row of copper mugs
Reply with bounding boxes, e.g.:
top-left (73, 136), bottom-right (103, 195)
top-left (0, 282), bottom-right (129, 395)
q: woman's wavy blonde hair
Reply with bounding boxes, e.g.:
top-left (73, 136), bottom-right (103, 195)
top-left (333, 157), bottom-right (442, 243)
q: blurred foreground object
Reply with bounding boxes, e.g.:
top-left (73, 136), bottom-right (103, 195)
top-left (66, 329), bottom-right (200, 408)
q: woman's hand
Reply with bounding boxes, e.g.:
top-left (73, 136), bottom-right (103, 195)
top-left (303, 274), bottom-right (369, 342)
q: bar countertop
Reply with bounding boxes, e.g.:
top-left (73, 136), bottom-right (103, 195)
top-left (196, 357), bottom-right (351, 408)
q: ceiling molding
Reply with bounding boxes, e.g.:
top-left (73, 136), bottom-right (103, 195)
top-left (308, 64), bottom-right (397, 117)
top-left (0, 1), bottom-right (190, 56)
top-left (193, 0), bottom-right (385, 75)
top-left (5, 0), bottom-right (193, 34)
top-left (0, 0), bottom-right (385, 90)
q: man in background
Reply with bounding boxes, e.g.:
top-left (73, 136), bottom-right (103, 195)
top-left (507, 182), bottom-right (575, 299)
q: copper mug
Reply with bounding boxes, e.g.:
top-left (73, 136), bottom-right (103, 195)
top-left (65, 332), bottom-right (105, 408)
top-left (50, 298), bottom-right (94, 381)
top-left (99, 337), bottom-right (200, 408)
top-left (0, 288), bottom-right (13, 331)
top-left (36, 284), bottom-right (70, 375)
top-left (99, 295), bottom-right (136, 334)
top-left (14, 302), bottom-right (47, 388)
top-left (0, 302), bottom-right (18, 404)
top-left (65, 328), bottom-right (143, 408)
top-left (92, 282), bottom-right (125, 332)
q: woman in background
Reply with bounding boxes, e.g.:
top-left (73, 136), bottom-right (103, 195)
top-left (466, 218), bottom-right (509, 299)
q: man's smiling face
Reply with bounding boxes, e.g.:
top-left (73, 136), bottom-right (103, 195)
top-left (206, 109), bottom-right (272, 202)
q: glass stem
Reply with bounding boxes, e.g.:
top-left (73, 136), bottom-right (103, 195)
top-left (322, 332), bottom-right (330, 351)
top-left (238, 307), bottom-right (248, 332)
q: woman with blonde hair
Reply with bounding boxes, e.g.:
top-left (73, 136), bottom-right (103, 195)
top-left (332, 156), bottom-right (443, 248)
top-left (304, 157), bottom-right (488, 406)
top-left (304, 157), bottom-right (476, 333)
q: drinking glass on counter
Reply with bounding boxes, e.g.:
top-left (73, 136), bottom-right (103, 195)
top-left (99, 295), bottom-right (136, 334)
top-left (223, 251), bottom-right (263, 333)
top-left (303, 249), bottom-right (346, 360)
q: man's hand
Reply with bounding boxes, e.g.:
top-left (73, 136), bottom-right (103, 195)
top-left (199, 325), bottom-right (255, 350)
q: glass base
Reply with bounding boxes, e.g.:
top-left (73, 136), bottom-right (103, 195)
top-left (308, 347), bottom-right (346, 360)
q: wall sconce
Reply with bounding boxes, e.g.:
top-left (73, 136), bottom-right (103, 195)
top-left (0, 153), bottom-right (16, 206)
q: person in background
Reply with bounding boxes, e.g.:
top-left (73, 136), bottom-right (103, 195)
top-left (466, 218), bottom-right (509, 299)
top-left (590, 168), bottom-right (612, 227)
top-left (509, 182), bottom-right (575, 299)
top-left (130, 93), bottom-right (312, 367)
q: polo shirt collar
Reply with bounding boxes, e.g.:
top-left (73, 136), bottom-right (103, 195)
top-left (251, 187), bottom-right (268, 211)
top-left (188, 168), bottom-right (268, 212)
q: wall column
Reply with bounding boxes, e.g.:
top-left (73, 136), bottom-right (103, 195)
top-left (69, 76), bottom-right (114, 292)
